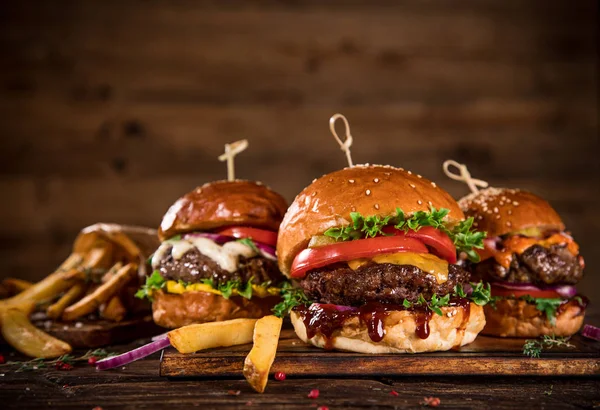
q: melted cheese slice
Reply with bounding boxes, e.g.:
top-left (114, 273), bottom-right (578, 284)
top-left (347, 252), bottom-right (449, 284)
top-left (164, 280), bottom-right (280, 298)
top-left (480, 232), bottom-right (578, 268)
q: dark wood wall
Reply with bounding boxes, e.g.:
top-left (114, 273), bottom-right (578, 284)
top-left (1, 1), bottom-right (598, 298)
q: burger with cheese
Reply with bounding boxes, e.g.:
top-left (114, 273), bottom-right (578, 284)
top-left (136, 180), bottom-right (288, 328)
top-left (459, 188), bottom-right (586, 337)
top-left (275, 165), bottom-right (491, 353)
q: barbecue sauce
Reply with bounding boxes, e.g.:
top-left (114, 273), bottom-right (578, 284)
top-left (295, 297), bottom-right (472, 348)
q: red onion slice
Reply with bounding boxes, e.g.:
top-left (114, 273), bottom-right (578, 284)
top-left (581, 324), bottom-right (600, 341)
top-left (96, 338), bottom-right (171, 370)
top-left (492, 281), bottom-right (576, 298)
top-left (255, 242), bottom-right (276, 259)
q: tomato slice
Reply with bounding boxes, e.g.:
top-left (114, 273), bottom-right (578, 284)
top-left (216, 227), bottom-right (277, 247)
top-left (383, 226), bottom-right (457, 264)
top-left (491, 286), bottom-right (561, 299)
top-left (290, 236), bottom-right (429, 279)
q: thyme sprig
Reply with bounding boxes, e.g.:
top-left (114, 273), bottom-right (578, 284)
top-left (522, 335), bottom-right (574, 358)
top-left (4, 349), bottom-right (113, 372)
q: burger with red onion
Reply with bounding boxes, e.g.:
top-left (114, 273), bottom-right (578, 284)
top-left (459, 187), bottom-right (586, 337)
top-left (136, 180), bottom-right (288, 328)
top-left (274, 165), bottom-right (491, 353)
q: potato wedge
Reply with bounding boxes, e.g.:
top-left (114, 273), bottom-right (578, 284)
top-left (46, 283), bottom-right (86, 320)
top-left (100, 262), bottom-right (124, 283)
top-left (0, 253), bottom-right (82, 310)
top-left (243, 315), bottom-right (283, 393)
top-left (168, 318), bottom-right (258, 354)
top-left (1, 306), bottom-right (72, 358)
top-left (1, 278), bottom-right (33, 296)
top-left (100, 295), bottom-right (127, 322)
top-left (62, 263), bottom-right (137, 321)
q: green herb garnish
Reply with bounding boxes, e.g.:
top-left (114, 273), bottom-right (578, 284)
top-left (272, 282), bottom-right (310, 318)
top-left (491, 294), bottom-right (564, 325)
top-left (5, 349), bottom-right (114, 372)
top-left (522, 335), bottom-right (574, 358)
top-left (237, 237), bottom-right (259, 253)
top-left (323, 206), bottom-right (485, 262)
top-left (135, 270), bottom-right (166, 301)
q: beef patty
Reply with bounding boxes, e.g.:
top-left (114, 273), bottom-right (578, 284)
top-left (156, 247), bottom-right (282, 285)
top-left (471, 244), bottom-right (584, 285)
top-left (300, 263), bottom-right (470, 306)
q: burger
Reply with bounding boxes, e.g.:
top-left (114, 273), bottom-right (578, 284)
top-left (137, 180), bottom-right (288, 328)
top-left (459, 187), bottom-right (586, 337)
top-left (275, 165), bottom-right (491, 353)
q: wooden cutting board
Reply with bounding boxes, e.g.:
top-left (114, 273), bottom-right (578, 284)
top-left (32, 314), bottom-right (163, 348)
top-left (160, 325), bottom-right (600, 378)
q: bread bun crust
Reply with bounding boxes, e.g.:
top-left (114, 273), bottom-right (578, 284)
top-left (482, 298), bottom-right (584, 337)
top-left (291, 303), bottom-right (485, 353)
top-left (158, 180), bottom-right (288, 241)
top-left (151, 290), bottom-right (279, 328)
top-left (458, 188), bottom-right (565, 237)
top-left (277, 165), bottom-right (464, 276)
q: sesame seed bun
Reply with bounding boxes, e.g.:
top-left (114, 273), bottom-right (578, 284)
top-left (458, 188), bottom-right (565, 237)
top-left (291, 303), bottom-right (485, 353)
top-left (482, 299), bottom-right (584, 338)
top-left (276, 165), bottom-right (464, 277)
top-left (158, 180), bottom-right (288, 241)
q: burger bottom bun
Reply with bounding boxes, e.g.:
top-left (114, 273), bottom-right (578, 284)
top-left (482, 299), bottom-right (584, 338)
top-left (152, 290), bottom-right (279, 329)
top-left (291, 303), bottom-right (485, 354)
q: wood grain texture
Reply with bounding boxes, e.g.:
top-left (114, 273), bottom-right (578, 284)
top-left (0, 0), bottom-right (598, 302)
top-left (0, 341), bottom-right (599, 409)
top-left (160, 328), bottom-right (600, 378)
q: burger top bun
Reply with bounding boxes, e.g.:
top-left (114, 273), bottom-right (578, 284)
top-left (458, 187), bottom-right (565, 238)
top-left (158, 180), bottom-right (288, 241)
top-left (277, 165), bottom-right (464, 276)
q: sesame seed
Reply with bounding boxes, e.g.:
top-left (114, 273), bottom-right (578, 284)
top-left (312, 192), bottom-right (317, 197)
top-left (409, 183), bottom-right (416, 188)
top-left (351, 206), bottom-right (356, 212)
top-left (495, 215), bottom-right (501, 220)
top-left (399, 167), bottom-right (404, 171)
top-left (348, 179), bottom-right (355, 184)
top-left (417, 200), bottom-right (423, 205)
top-left (513, 201), bottom-right (520, 206)
top-left (407, 170), bottom-right (412, 175)
top-left (374, 204), bottom-right (380, 210)
top-left (506, 221), bottom-right (512, 227)
top-left (373, 178), bottom-right (380, 183)
top-left (329, 178), bottom-right (333, 182)
top-left (493, 207), bottom-right (498, 213)
top-left (431, 182), bottom-right (437, 188)
top-left (428, 201), bottom-right (433, 206)
top-left (508, 210), bottom-right (512, 215)
top-left (366, 189), bottom-right (371, 196)
top-left (384, 172), bottom-right (391, 176)
top-left (417, 174), bottom-right (422, 178)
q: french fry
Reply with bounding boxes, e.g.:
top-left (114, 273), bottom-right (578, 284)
top-left (243, 315), bottom-right (283, 393)
top-left (0, 253), bottom-right (82, 311)
top-left (61, 263), bottom-right (137, 321)
top-left (1, 306), bottom-right (72, 358)
top-left (100, 295), bottom-right (127, 322)
top-left (168, 318), bottom-right (258, 354)
top-left (46, 283), bottom-right (86, 320)
top-left (1, 278), bottom-right (34, 296)
top-left (101, 262), bottom-right (124, 283)
top-left (63, 245), bottom-right (115, 281)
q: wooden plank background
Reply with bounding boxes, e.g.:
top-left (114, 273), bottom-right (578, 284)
top-left (0, 1), bottom-right (598, 299)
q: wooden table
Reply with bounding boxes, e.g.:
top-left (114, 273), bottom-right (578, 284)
top-left (1, 343), bottom-right (598, 410)
top-left (1, 310), bottom-right (599, 409)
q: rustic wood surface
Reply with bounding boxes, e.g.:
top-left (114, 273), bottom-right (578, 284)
top-left (30, 314), bottom-right (163, 349)
top-left (0, 0), bottom-right (598, 302)
top-left (1, 341), bottom-right (599, 409)
top-left (1, 313), bottom-right (599, 408)
top-left (161, 327), bottom-right (600, 378)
